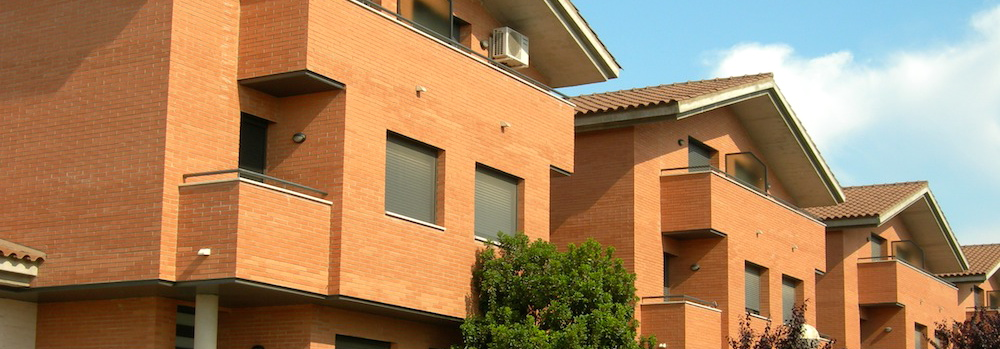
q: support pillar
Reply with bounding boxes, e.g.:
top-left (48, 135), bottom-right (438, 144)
top-left (194, 294), bottom-right (219, 349)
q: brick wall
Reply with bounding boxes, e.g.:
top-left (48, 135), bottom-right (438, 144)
top-left (36, 298), bottom-right (175, 349)
top-left (553, 107), bottom-right (826, 348)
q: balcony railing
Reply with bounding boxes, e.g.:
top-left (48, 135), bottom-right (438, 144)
top-left (661, 166), bottom-right (822, 222)
top-left (183, 168), bottom-right (328, 198)
top-left (351, 0), bottom-right (565, 98)
top-left (641, 295), bottom-right (719, 308)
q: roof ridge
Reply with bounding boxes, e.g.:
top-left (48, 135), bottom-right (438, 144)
top-left (963, 243), bottom-right (1000, 247)
top-left (571, 73), bottom-right (774, 98)
top-left (843, 181), bottom-right (928, 190)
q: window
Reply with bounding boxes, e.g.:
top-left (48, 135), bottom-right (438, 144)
top-left (745, 263), bottom-right (764, 315)
top-left (688, 137), bottom-right (715, 170)
top-left (175, 306), bottom-right (195, 349)
top-left (663, 253), bottom-right (672, 296)
top-left (239, 113), bottom-right (269, 177)
top-left (915, 324), bottom-right (928, 349)
top-left (870, 234), bottom-right (887, 260)
top-left (782, 276), bottom-right (800, 323)
top-left (990, 291), bottom-right (1000, 309)
top-left (385, 134), bottom-right (439, 224)
top-left (336, 335), bottom-right (392, 349)
top-left (397, 0), bottom-right (463, 41)
top-left (475, 165), bottom-right (519, 241)
top-left (973, 286), bottom-right (984, 308)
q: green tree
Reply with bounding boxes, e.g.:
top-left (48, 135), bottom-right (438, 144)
top-left (456, 232), bottom-right (656, 349)
top-left (933, 308), bottom-right (1000, 349)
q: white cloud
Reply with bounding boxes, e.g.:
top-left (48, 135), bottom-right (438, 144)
top-left (707, 5), bottom-right (1000, 244)
top-left (709, 5), bottom-right (1000, 175)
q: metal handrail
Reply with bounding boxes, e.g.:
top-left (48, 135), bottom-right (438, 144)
top-left (183, 169), bottom-right (329, 197)
top-left (642, 294), bottom-right (719, 308)
top-left (351, 0), bottom-right (567, 99)
top-left (660, 166), bottom-right (822, 221)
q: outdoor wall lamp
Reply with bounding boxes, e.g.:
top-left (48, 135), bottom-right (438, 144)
top-left (197, 248), bottom-right (211, 256)
top-left (690, 263), bottom-right (701, 271)
top-left (292, 132), bottom-right (307, 143)
top-left (500, 121), bottom-right (512, 132)
top-left (677, 139), bottom-right (686, 146)
top-left (884, 327), bottom-right (893, 333)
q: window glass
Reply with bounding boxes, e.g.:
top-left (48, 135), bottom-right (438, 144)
top-left (663, 253), bottom-right (672, 296)
top-left (475, 165), bottom-right (518, 240)
top-left (398, 0), bottom-right (454, 39)
top-left (974, 287), bottom-right (983, 308)
top-left (239, 113), bottom-right (269, 176)
top-left (175, 306), bottom-right (195, 349)
top-left (385, 134), bottom-right (438, 223)
top-left (726, 152), bottom-right (767, 191)
top-left (745, 263), bottom-right (763, 315)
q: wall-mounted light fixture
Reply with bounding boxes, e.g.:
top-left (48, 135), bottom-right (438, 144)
top-left (677, 139), bottom-right (686, 146)
top-left (416, 85), bottom-right (428, 93)
top-left (690, 263), bottom-right (701, 271)
top-left (884, 327), bottom-right (893, 333)
top-left (792, 245), bottom-right (799, 252)
top-left (197, 248), bottom-right (212, 256)
top-left (500, 121), bottom-right (512, 132)
top-left (292, 132), bottom-right (307, 143)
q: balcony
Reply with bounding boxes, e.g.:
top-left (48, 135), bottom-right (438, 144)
top-left (857, 257), bottom-right (958, 307)
top-left (176, 170), bottom-right (332, 294)
top-left (640, 295), bottom-right (722, 349)
top-left (659, 167), bottom-right (824, 239)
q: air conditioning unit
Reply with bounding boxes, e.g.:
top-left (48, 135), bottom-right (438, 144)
top-left (490, 27), bottom-right (529, 68)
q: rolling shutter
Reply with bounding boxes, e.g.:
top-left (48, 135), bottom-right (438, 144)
top-left (782, 277), bottom-right (797, 322)
top-left (745, 264), bottom-right (762, 314)
top-left (385, 135), bottom-right (437, 223)
top-left (475, 166), bottom-right (518, 240)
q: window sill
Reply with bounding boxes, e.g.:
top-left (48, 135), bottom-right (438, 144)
top-left (385, 211), bottom-right (446, 231)
top-left (747, 312), bottom-right (771, 322)
top-left (474, 235), bottom-right (503, 247)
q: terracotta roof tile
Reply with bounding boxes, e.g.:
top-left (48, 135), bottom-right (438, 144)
top-left (0, 239), bottom-right (45, 262)
top-left (570, 73), bottom-right (774, 114)
top-left (940, 244), bottom-right (1000, 278)
top-left (803, 181), bottom-right (928, 220)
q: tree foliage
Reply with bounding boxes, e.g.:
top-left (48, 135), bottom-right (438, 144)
top-left (456, 232), bottom-right (655, 349)
top-left (729, 303), bottom-right (833, 349)
top-left (933, 308), bottom-right (1000, 349)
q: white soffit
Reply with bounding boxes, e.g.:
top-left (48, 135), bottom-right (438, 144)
top-left (480, 0), bottom-right (621, 87)
top-left (895, 192), bottom-right (968, 274)
top-left (677, 82), bottom-right (845, 207)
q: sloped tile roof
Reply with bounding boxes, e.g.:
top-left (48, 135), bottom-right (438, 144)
top-left (570, 73), bottom-right (774, 115)
top-left (0, 239), bottom-right (45, 262)
top-left (804, 181), bottom-right (928, 220)
top-left (940, 244), bottom-right (1000, 278)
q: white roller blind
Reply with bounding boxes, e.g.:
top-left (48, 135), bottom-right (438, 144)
top-left (745, 264), bottom-right (762, 314)
top-left (475, 166), bottom-right (518, 240)
top-left (385, 135), bottom-right (437, 223)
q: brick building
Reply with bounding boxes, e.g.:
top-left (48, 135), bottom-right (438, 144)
top-left (1, 1), bottom-right (989, 349)
top-left (551, 74), bottom-right (846, 348)
top-left (0, 0), bottom-right (619, 348)
top-left (940, 243), bottom-right (1000, 319)
top-left (806, 182), bottom-right (969, 349)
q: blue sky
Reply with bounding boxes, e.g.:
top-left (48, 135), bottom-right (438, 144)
top-left (560, 1), bottom-right (1000, 245)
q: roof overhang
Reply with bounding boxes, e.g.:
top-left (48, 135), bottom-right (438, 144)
top-left (826, 189), bottom-right (969, 274)
top-left (575, 79), bottom-right (845, 207)
top-left (480, 0), bottom-right (620, 87)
